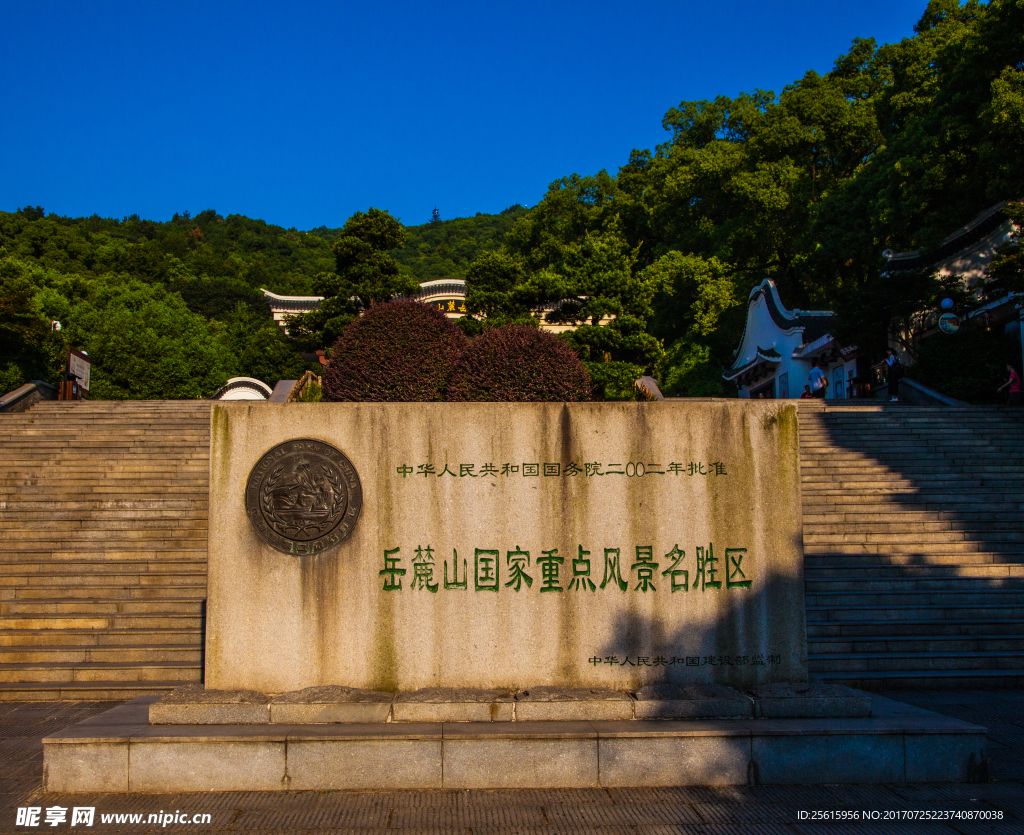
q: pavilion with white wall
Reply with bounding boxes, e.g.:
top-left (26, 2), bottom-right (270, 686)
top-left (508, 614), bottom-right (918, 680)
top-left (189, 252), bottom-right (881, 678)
top-left (724, 279), bottom-right (863, 399)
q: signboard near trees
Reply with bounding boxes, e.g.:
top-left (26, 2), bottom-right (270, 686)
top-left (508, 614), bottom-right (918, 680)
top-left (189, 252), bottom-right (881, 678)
top-left (68, 348), bottom-right (90, 391)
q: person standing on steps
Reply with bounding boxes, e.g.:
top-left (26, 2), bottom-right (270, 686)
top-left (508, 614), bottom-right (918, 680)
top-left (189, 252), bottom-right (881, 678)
top-left (808, 361), bottom-right (826, 399)
top-left (997, 362), bottom-right (1021, 406)
top-left (800, 385), bottom-right (814, 399)
top-left (886, 349), bottom-right (902, 401)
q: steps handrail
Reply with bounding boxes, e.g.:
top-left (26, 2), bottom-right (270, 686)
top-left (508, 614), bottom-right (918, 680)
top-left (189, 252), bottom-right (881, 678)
top-left (0, 380), bottom-right (57, 413)
top-left (898, 377), bottom-right (970, 407)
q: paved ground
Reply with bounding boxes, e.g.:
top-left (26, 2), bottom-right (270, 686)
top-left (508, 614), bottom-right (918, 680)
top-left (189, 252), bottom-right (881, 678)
top-left (2, 690), bottom-right (1023, 834)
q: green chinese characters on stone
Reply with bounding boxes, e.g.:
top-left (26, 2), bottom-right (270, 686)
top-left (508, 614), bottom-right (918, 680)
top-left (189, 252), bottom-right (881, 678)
top-left (600, 548), bottom-right (628, 592)
top-left (475, 549), bottom-right (499, 592)
top-left (661, 546), bottom-right (689, 592)
top-left (379, 547), bottom-right (406, 591)
top-left (631, 546), bottom-right (659, 592)
top-left (569, 546), bottom-right (596, 591)
top-left (445, 549), bottom-right (468, 589)
top-left (379, 543), bottom-right (752, 593)
top-left (537, 549), bottom-right (563, 592)
top-left (411, 545), bottom-right (438, 593)
top-left (505, 547), bottom-right (533, 591)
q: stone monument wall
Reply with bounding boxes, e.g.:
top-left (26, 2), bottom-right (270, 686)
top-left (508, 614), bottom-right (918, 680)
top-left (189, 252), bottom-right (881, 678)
top-left (206, 401), bottom-right (806, 692)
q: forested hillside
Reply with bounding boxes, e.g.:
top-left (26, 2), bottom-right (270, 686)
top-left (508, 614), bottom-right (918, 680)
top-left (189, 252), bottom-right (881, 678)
top-left (0, 209), bottom-right (336, 398)
top-left (392, 206), bottom-right (529, 283)
top-left (2, 0), bottom-right (1022, 400)
top-left (0, 205), bottom-right (531, 398)
top-left (310, 206), bottom-right (528, 284)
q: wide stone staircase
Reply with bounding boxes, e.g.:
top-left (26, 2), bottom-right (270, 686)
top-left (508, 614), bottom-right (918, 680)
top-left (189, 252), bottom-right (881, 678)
top-left (0, 401), bottom-right (209, 699)
top-left (799, 401), bottom-right (1024, 689)
top-left (2, 398), bottom-right (1023, 698)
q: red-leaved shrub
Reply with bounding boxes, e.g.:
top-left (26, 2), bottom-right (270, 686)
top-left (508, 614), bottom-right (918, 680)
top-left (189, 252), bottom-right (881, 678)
top-left (447, 325), bottom-right (592, 402)
top-left (323, 300), bottom-right (468, 401)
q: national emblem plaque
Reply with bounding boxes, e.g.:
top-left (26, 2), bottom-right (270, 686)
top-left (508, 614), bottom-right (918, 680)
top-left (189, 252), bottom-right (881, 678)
top-left (244, 439), bottom-right (362, 555)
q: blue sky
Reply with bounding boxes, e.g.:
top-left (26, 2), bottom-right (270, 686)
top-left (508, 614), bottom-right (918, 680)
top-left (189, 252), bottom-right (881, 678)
top-left (1, 0), bottom-right (927, 230)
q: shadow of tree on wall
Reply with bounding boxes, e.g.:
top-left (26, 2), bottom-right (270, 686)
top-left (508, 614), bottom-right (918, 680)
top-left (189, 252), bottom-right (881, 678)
top-left (592, 536), bottom-right (809, 693)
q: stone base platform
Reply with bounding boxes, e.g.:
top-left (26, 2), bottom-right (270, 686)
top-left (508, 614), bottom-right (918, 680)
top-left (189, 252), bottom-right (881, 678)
top-left (43, 695), bottom-right (987, 792)
top-left (145, 683), bottom-right (874, 724)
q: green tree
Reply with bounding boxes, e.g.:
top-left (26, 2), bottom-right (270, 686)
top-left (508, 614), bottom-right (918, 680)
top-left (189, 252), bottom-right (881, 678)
top-left (0, 258), bottom-right (66, 390)
top-left (63, 279), bottom-right (232, 399)
top-left (293, 208), bottom-right (418, 349)
top-left (221, 302), bottom-right (309, 387)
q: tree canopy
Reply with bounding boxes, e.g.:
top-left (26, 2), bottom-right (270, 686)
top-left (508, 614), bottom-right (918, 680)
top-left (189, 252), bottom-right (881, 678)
top-left (461, 0), bottom-right (1023, 394)
top-left (293, 208), bottom-right (419, 349)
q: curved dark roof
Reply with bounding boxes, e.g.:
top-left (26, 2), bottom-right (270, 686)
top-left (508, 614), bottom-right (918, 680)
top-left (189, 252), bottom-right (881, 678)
top-left (723, 346), bottom-right (782, 381)
top-left (883, 203), bottom-right (1013, 274)
top-left (758, 280), bottom-right (836, 340)
top-left (729, 280), bottom-right (836, 372)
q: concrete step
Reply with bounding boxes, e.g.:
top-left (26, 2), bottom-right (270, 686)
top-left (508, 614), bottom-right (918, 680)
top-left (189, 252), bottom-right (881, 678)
top-left (0, 660), bottom-right (203, 684)
top-left (807, 600), bottom-right (1024, 620)
top-left (803, 521), bottom-right (1024, 535)
top-left (3, 528), bottom-right (207, 542)
top-left (2, 491), bottom-right (208, 502)
top-left (0, 585), bottom-right (206, 601)
top-left (806, 577), bottom-right (1024, 593)
top-left (809, 635), bottom-right (1024, 653)
top-left (0, 628), bottom-right (202, 647)
top-left (803, 510), bottom-right (1024, 524)
top-left (800, 482), bottom-right (1024, 494)
top-left (0, 571), bottom-right (205, 587)
top-left (0, 613), bottom-right (204, 630)
top-left (0, 550), bottom-right (207, 562)
top-left (804, 541), bottom-right (1024, 555)
top-left (0, 560), bottom-right (206, 574)
top-left (0, 681), bottom-right (185, 701)
top-left (803, 500), bottom-right (1024, 513)
top-left (804, 563), bottom-right (1024, 579)
top-left (811, 670), bottom-right (1024, 690)
top-left (0, 500), bottom-right (208, 511)
top-left (805, 530), bottom-right (1024, 545)
top-left (807, 619), bottom-right (1024, 637)
top-left (806, 590), bottom-right (1024, 608)
top-left (0, 509), bottom-right (208, 521)
top-left (0, 598), bottom-right (205, 615)
top-left (0, 519), bottom-right (207, 532)
top-left (0, 478), bottom-right (206, 489)
top-left (809, 651), bottom-right (1024, 673)
top-left (801, 468), bottom-right (1024, 481)
top-left (0, 645), bottom-right (201, 664)
top-left (802, 490), bottom-right (1024, 501)
top-left (806, 552), bottom-right (1024, 567)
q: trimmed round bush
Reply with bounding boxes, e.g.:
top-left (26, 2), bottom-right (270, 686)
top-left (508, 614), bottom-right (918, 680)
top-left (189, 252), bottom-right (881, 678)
top-left (323, 300), bottom-right (468, 401)
top-left (447, 325), bottom-right (592, 402)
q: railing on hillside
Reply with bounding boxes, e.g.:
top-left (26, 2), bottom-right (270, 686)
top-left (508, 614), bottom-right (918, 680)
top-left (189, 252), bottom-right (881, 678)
top-left (286, 371), bottom-right (322, 403)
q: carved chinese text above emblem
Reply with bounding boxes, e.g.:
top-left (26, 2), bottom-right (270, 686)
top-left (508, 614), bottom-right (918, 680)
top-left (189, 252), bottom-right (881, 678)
top-left (245, 439), bottom-right (362, 555)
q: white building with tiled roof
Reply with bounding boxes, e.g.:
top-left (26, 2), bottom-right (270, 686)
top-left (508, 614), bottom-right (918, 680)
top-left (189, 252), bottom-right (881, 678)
top-left (261, 289), bottom-right (324, 333)
top-left (725, 279), bottom-right (863, 399)
top-left (262, 281), bottom-right (612, 334)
